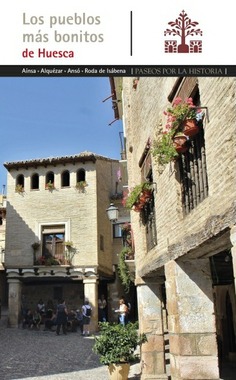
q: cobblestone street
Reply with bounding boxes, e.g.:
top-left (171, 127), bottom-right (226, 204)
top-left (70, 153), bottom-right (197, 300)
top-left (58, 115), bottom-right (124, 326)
top-left (0, 310), bottom-right (141, 380)
top-left (1, 309), bottom-right (235, 380)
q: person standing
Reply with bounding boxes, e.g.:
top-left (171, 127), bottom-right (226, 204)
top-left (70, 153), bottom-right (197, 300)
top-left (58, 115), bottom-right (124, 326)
top-left (55, 299), bottom-right (68, 335)
top-left (81, 299), bottom-right (92, 336)
top-left (98, 294), bottom-right (107, 322)
top-left (115, 297), bottom-right (129, 326)
top-left (37, 299), bottom-right (45, 316)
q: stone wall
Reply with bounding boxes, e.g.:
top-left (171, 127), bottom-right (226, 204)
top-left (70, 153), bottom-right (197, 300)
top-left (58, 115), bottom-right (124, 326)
top-left (122, 77), bottom-right (236, 276)
top-left (5, 156), bottom-right (121, 275)
top-left (120, 77), bottom-right (236, 379)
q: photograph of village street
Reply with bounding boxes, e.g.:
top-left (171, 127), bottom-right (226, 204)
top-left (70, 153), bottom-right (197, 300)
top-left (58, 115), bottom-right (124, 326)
top-left (0, 76), bottom-right (235, 380)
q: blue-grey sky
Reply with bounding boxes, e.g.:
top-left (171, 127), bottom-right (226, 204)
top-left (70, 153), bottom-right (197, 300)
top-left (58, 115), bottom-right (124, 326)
top-left (0, 77), bottom-right (123, 193)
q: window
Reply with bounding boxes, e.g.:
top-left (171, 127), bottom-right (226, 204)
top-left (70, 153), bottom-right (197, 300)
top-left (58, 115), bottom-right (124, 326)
top-left (42, 225), bottom-right (65, 262)
top-left (139, 141), bottom-right (157, 251)
top-left (16, 174), bottom-right (24, 187)
top-left (61, 170), bottom-right (70, 187)
top-left (77, 168), bottom-right (86, 182)
top-left (31, 173), bottom-right (39, 190)
top-left (178, 125), bottom-right (208, 214)
top-left (45, 171), bottom-right (54, 187)
top-left (170, 78), bottom-right (209, 214)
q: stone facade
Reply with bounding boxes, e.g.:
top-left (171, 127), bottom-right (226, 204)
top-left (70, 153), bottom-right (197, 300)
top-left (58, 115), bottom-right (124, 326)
top-left (113, 77), bottom-right (236, 379)
top-left (4, 152), bottom-right (127, 329)
top-left (0, 194), bottom-right (7, 308)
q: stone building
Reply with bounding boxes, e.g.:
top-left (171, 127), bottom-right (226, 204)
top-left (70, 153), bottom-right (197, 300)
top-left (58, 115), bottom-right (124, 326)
top-left (0, 194), bottom-right (7, 308)
top-left (4, 151), bottom-right (131, 329)
top-left (111, 77), bottom-right (236, 379)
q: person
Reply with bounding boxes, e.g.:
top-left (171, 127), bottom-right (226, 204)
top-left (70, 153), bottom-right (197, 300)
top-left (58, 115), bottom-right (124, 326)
top-left (55, 299), bottom-right (68, 335)
top-left (37, 299), bottom-right (45, 316)
top-left (98, 294), bottom-right (107, 322)
top-left (44, 309), bottom-right (57, 331)
top-left (81, 299), bottom-right (92, 336)
top-left (115, 297), bottom-right (129, 326)
top-left (22, 309), bottom-right (33, 329)
top-left (67, 309), bottom-right (77, 332)
top-left (31, 309), bottom-right (42, 329)
top-left (75, 308), bottom-right (84, 334)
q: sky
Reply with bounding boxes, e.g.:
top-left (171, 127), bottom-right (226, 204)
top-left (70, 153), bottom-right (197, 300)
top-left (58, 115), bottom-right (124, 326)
top-left (0, 77), bottom-right (123, 193)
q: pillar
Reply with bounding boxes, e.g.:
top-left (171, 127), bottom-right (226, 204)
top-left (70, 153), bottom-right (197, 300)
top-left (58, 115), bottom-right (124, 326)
top-left (136, 277), bottom-right (168, 380)
top-left (165, 259), bottom-right (220, 380)
top-left (230, 225), bottom-right (236, 296)
top-left (83, 277), bottom-right (98, 333)
top-left (230, 224), bottom-right (236, 341)
top-left (8, 278), bottom-right (22, 327)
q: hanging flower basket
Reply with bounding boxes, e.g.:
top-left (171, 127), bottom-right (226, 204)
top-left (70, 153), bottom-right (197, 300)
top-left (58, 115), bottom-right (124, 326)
top-left (139, 189), bottom-right (152, 205)
top-left (173, 134), bottom-right (188, 153)
top-left (133, 202), bottom-right (144, 212)
top-left (124, 182), bottom-right (153, 212)
top-left (182, 119), bottom-right (199, 137)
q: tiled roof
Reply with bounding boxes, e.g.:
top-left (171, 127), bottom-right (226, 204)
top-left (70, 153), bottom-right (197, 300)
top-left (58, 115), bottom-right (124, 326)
top-left (4, 151), bottom-right (117, 170)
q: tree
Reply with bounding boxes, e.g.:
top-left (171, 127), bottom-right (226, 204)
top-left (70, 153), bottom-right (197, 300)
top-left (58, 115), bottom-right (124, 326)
top-left (164, 10), bottom-right (203, 53)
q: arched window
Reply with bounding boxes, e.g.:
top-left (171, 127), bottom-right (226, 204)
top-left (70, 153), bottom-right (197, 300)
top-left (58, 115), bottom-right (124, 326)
top-left (76, 169), bottom-right (86, 183)
top-left (16, 174), bottom-right (24, 187)
top-left (45, 171), bottom-right (55, 189)
top-left (61, 170), bottom-right (70, 187)
top-left (15, 174), bottom-right (24, 192)
top-left (31, 173), bottom-right (39, 190)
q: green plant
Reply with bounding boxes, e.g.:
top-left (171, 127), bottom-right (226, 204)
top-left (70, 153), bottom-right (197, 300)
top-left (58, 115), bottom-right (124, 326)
top-left (31, 242), bottom-right (40, 251)
top-left (123, 182), bottom-right (152, 210)
top-left (93, 322), bottom-right (147, 365)
top-left (45, 181), bottom-right (55, 190)
top-left (35, 256), bottom-right (59, 265)
top-left (63, 241), bottom-right (74, 248)
top-left (15, 184), bottom-right (24, 193)
top-left (164, 96), bottom-right (202, 133)
top-left (76, 181), bottom-right (87, 189)
top-left (153, 97), bottom-right (203, 166)
top-left (152, 131), bottom-right (179, 166)
top-left (45, 257), bottom-right (59, 265)
top-left (118, 247), bottom-right (134, 293)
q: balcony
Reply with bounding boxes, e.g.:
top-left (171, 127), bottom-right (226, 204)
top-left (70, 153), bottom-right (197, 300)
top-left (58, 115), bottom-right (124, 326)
top-left (34, 255), bottom-right (71, 266)
top-left (33, 240), bottom-right (77, 267)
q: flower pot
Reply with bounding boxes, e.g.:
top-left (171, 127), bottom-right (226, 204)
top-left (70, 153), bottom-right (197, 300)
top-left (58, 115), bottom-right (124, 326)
top-left (133, 202), bottom-right (143, 212)
top-left (139, 189), bottom-right (152, 204)
top-left (183, 119), bottom-right (199, 137)
top-left (173, 135), bottom-right (188, 153)
top-left (108, 363), bottom-right (130, 380)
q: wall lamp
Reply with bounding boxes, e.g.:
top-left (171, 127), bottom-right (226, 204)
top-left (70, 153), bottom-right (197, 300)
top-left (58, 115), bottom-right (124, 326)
top-left (106, 203), bottom-right (119, 223)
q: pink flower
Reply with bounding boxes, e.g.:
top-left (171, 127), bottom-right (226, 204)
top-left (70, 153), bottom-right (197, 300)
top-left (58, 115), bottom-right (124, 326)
top-left (173, 97), bottom-right (182, 106)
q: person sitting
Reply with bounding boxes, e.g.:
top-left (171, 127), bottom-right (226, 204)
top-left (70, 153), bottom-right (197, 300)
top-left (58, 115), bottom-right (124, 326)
top-left (44, 310), bottom-right (57, 331)
top-left (30, 310), bottom-right (42, 329)
top-left (22, 309), bottom-right (33, 329)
